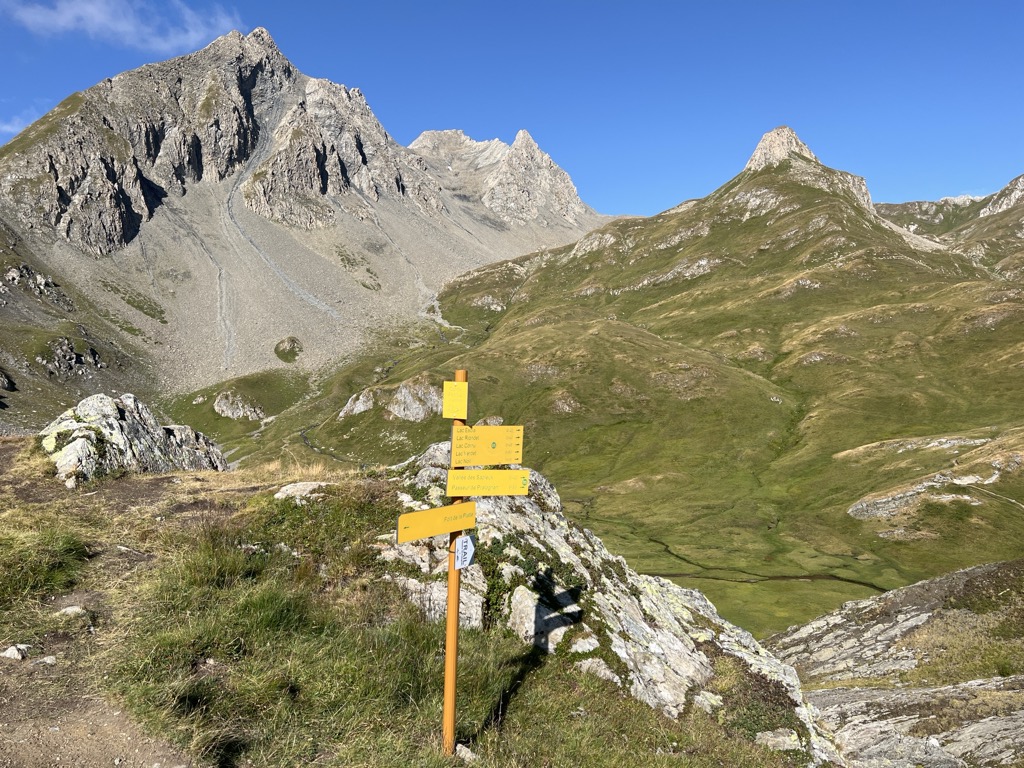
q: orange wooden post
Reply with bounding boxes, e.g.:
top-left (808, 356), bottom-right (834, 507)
top-left (442, 368), bottom-right (467, 755)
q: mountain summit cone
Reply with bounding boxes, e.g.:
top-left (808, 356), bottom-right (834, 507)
top-left (739, 125), bottom-right (873, 212)
top-left (744, 126), bottom-right (819, 171)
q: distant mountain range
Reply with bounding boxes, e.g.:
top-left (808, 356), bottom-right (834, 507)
top-left (0, 27), bottom-right (605, 428)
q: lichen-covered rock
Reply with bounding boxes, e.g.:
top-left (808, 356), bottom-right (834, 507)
top-left (0, 368), bottom-right (13, 392)
top-left (379, 442), bottom-right (844, 766)
top-left (38, 393), bottom-right (227, 488)
top-left (768, 563), bottom-right (1024, 767)
top-left (809, 678), bottom-right (1024, 768)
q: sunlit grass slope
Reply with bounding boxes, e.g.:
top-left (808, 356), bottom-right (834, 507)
top-left (197, 159), bottom-right (1024, 637)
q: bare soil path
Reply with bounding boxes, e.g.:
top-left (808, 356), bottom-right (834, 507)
top-left (0, 438), bottom-right (205, 768)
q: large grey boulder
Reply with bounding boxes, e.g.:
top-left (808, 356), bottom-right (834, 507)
top-left (213, 390), bottom-right (265, 421)
top-left (39, 393), bottom-right (227, 488)
top-left (338, 373), bottom-right (442, 423)
top-left (379, 442), bottom-right (844, 766)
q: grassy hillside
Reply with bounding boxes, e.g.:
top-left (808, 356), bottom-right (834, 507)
top-left (0, 437), bottom-right (806, 767)
top-left (208, 158), bottom-right (1024, 637)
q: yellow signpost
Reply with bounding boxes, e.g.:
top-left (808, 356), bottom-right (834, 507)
top-left (396, 369), bottom-right (528, 757)
top-left (442, 380), bottom-right (469, 419)
top-left (446, 469), bottom-right (530, 497)
top-left (396, 502), bottom-right (477, 544)
top-left (451, 424), bottom-right (524, 467)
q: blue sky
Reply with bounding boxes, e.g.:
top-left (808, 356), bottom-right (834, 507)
top-left (1, 0), bottom-right (1022, 216)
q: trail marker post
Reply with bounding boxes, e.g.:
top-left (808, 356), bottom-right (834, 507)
top-left (441, 369), bottom-right (468, 756)
top-left (392, 369), bottom-right (531, 755)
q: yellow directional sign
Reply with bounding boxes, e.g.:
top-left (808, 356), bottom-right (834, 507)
top-left (442, 381), bottom-right (469, 420)
top-left (451, 425), bottom-right (524, 467)
top-left (447, 469), bottom-right (530, 497)
top-left (396, 501), bottom-right (477, 544)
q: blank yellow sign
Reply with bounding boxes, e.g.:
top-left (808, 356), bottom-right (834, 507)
top-left (396, 501), bottom-right (477, 544)
top-left (451, 425), bottom-right (524, 467)
top-left (447, 469), bottom-right (530, 497)
top-left (442, 381), bottom-right (468, 420)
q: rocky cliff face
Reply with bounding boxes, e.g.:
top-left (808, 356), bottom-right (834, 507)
top-left (239, 77), bottom-right (443, 228)
top-left (0, 27), bottom-right (600, 254)
top-left (0, 29), bottom-right (292, 254)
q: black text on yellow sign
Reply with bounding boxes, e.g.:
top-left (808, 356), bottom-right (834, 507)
top-left (451, 424), bottom-right (524, 467)
top-left (396, 501), bottom-right (477, 544)
top-left (446, 469), bottom-right (530, 497)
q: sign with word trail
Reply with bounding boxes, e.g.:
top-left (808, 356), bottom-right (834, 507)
top-left (453, 535), bottom-right (475, 570)
top-left (451, 424), bottom-right (524, 467)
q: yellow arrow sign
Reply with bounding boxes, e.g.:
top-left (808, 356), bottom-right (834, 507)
top-left (451, 425), bottom-right (524, 467)
top-left (396, 501), bottom-right (477, 544)
top-left (447, 469), bottom-right (530, 497)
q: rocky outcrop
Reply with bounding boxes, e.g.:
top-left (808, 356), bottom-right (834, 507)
top-left (240, 77), bottom-right (443, 227)
top-left (38, 393), bottom-right (227, 488)
top-left (767, 561), bottom-right (1024, 767)
top-left (743, 126), bottom-right (874, 212)
top-left (811, 677), bottom-right (1024, 768)
top-left (338, 373), bottom-right (442, 423)
top-left (0, 368), bottom-right (13, 392)
top-left (3, 264), bottom-right (74, 311)
top-left (274, 336), bottom-right (302, 362)
top-left (481, 130), bottom-right (591, 226)
top-left (213, 390), bottom-right (265, 421)
top-left (34, 337), bottom-right (106, 379)
top-left (376, 441), bottom-right (844, 766)
top-left (979, 173), bottom-right (1024, 218)
top-left (409, 129), bottom-right (594, 228)
top-left (745, 126), bottom-right (819, 172)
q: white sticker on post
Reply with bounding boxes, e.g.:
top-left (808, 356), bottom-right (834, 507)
top-left (453, 535), bottom-right (475, 570)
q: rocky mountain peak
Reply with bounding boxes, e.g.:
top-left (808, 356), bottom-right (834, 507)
top-left (736, 125), bottom-right (873, 212)
top-left (407, 128), bottom-right (595, 227)
top-left (511, 128), bottom-right (540, 151)
top-left (744, 126), bottom-right (818, 172)
top-left (483, 129), bottom-right (592, 226)
top-left (198, 26), bottom-right (282, 62)
top-left (246, 26), bottom-right (278, 50)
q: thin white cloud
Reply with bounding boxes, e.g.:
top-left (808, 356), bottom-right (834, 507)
top-left (0, 0), bottom-right (243, 56)
top-left (0, 109), bottom-right (41, 138)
